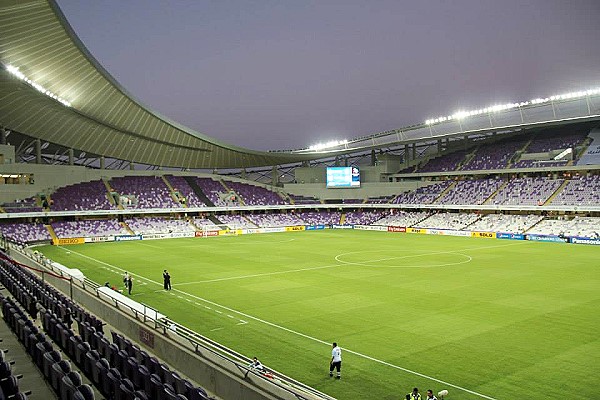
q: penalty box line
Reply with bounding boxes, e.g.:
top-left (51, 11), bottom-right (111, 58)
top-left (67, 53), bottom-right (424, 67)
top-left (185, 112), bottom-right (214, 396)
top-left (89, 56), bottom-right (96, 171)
top-left (58, 247), bottom-right (498, 400)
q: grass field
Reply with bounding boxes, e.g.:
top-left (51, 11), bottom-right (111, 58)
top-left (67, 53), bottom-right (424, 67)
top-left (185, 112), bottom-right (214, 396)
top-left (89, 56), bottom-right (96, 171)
top-left (37, 230), bottom-right (599, 400)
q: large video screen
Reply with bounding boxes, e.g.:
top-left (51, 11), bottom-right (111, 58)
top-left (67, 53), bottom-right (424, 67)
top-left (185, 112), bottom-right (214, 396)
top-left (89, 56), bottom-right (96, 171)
top-left (326, 167), bottom-right (360, 188)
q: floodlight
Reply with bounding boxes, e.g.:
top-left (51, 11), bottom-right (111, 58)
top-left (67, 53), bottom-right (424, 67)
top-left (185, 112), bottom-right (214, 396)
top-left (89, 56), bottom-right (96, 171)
top-left (5, 64), bottom-right (71, 107)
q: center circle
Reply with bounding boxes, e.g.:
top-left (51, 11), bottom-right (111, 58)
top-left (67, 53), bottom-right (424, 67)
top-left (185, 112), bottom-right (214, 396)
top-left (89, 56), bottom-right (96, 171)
top-left (334, 249), bottom-right (472, 268)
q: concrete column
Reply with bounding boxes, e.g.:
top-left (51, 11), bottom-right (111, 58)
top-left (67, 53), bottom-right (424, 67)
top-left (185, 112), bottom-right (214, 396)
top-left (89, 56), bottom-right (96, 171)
top-left (129, 162), bottom-right (135, 170)
top-left (35, 139), bottom-right (41, 164)
top-left (0, 128), bottom-right (6, 145)
top-left (241, 168), bottom-right (247, 180)
top-left (100, 156), bottom-right (105, 170)
top-left (404, 144), bottom-right (409, 166)
top-left (371, 149), bottom-right (376, 166)
top-left (437, 139), bottom-right (442, 154)
top-left (271, 166), bottom-right (279, 186)
top-left (68, 148), bottom-right (74, 165)
top-left (412, 143), bottom-right (416, 161)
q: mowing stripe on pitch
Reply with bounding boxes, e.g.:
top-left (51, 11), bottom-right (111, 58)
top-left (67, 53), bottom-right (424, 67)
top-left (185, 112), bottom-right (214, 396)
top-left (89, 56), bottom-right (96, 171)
top-left (58, 246), bottom-right (499, 400)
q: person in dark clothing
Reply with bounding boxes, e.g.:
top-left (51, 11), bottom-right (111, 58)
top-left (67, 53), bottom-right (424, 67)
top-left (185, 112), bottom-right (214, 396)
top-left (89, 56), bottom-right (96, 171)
top-left (126, 276), bottom-right (133, 295)
top-left (163, 270), bottom-right (171, 290)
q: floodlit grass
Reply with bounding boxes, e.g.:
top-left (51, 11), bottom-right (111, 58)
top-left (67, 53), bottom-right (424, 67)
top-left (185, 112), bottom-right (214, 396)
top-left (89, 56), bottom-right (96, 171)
top-left (38, 231), bottom-right (600, 400)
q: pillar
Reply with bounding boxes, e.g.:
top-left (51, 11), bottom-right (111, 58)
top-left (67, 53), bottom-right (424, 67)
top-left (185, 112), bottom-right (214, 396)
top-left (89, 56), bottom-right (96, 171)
top-left (68, 148), bottom-right (74, 165)
top-left (35, 139), bottom-right (41, 164)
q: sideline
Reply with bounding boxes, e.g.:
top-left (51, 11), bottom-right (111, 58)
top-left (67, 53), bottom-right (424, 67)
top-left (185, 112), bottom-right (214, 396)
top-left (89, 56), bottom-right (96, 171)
top-left (56, 246), bottom-right (498, 400)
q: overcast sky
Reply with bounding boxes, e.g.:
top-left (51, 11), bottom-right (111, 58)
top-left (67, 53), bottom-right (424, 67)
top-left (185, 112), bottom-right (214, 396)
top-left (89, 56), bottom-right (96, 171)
top-left (56, 0), bottom-right (600, 151)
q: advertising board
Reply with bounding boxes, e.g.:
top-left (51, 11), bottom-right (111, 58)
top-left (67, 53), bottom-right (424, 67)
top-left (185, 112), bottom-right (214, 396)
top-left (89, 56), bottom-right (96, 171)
top-left (570, 237), bottom-right (600, 245)
top-left (471, 231), bottom-right (495, 239)
top-left (496, 232), bottom-right (525, 240)
top-left (53, 237), bottom-right (85, 245)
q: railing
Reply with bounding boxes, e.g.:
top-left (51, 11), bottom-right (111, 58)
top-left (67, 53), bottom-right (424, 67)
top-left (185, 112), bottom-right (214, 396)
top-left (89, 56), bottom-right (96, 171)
top-left (11, 244), bottom-right (335, 400)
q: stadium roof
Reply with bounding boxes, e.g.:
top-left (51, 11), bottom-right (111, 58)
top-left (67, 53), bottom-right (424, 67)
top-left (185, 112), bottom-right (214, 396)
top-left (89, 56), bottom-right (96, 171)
top-left (2, 0), bottom-right (599, 170)
top-left (0, 0), bottom-right (326, 169)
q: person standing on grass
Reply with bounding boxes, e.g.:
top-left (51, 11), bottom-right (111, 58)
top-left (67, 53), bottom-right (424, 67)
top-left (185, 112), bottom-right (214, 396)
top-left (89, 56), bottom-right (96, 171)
top-left (425, 389), bottom-right (437, 400)
top-left (126, 275), bottom-right (133, 295)
top-left (329, 342), bottom-right (342, 379)
top-left (163, 270), bottom-right (172, 290)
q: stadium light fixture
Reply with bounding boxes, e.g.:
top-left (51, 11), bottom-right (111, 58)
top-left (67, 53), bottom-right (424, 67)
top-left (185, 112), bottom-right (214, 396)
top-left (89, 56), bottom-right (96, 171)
top-left (308, 139), bottom-right (349, 151)
top-left (5, 64), bottom-right (71, 107)
top-left (425, 87), bottom-right (600, 126)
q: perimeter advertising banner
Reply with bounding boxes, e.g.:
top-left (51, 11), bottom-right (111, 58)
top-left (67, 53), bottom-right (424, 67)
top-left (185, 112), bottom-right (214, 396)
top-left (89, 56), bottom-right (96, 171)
top-left (471, 231), bottom-right (495, 239)
top-left (354, 225), bottom-right (387, 231)
top-left (305, 225), bottom-right (325, 230)
top-left (387, 226), bottom-right (406, 233)
top-left (331, 224), bottom-right (354, 229)
top-left (406, 228), bottom-right (428, 234)
top-left (53, 237), bottom-right (85, 245)
top-left (114, 235), bottom-right (142, 241)
top-left (526, 234), bottom-right (567, 243)
top-left (569, 236), bottom-right (600, 245)
top-left (285, 226), bottom-right (306, 232)
top-left (496, 232), bottom-right (525, 240)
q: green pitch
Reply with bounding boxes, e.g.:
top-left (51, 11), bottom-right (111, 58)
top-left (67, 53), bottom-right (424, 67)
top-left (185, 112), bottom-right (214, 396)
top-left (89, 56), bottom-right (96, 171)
top-left (37, 231), bottom-right (600, 400)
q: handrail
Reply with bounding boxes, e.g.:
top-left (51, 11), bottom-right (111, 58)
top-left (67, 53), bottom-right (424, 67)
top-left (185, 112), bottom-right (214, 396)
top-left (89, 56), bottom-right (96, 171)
top-left (10, 243), bottom-right (336, 400)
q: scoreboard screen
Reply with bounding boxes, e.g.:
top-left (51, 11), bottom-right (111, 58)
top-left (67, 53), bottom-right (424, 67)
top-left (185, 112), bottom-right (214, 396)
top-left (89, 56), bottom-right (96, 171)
top-left (326, 167), bottom-right (360, 188)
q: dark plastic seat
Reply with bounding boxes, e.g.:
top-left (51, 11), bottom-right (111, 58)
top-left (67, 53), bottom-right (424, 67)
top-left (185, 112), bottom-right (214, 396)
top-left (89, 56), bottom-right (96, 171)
top-left (133, 390), bottom-right (149, 400)
top-left (97, 336), bottom-right (110, 359)
top-left (34, 341), bottom-right (53, 368)
top-left (0, 375), bottom-right (20, 397)
top-left (93, 358), bottom-right (110, 387)
top-left (42, 350), bottom-right (62, 378)
top-left (67, 335), bottom-right (82, 359)
top-left (50, 359), bottom-right (71, 393)
top-left (84, 350), bottom-right (100, 376)
top-left (73, 383), bottom-right (95, 400)
top-left (160, 364), bottom-right (173, 386)
top-left (75, 342), bottom-right (91, 369)
top-left (116, 378), bottom-right (135, 400)
top-left (105, 368), bottom-right (122, 399)
top-left (124, 357), bottom-right (138, 381)
top-left (149, 374), bottom-right (165, 400)
top-left (163, 385), bottom-right (179, 400)
top-left (60, 371), bottom-right (82, 400)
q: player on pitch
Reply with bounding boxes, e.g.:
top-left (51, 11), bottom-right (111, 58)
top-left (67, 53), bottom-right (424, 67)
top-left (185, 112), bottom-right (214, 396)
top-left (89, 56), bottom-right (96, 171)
top-left (329, 342), bottom-right (342, 379)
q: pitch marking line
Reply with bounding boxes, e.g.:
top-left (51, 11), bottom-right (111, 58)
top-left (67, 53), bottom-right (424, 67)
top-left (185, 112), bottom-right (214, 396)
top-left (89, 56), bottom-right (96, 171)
top-left (57, 246), bottom-right (500, 400)
top-left (177, 241), bottom-right (525, 285)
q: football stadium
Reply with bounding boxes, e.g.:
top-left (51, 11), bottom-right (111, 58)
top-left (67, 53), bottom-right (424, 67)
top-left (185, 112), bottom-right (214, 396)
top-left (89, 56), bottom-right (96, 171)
top-left (1, 1), bottom-right (599, 400)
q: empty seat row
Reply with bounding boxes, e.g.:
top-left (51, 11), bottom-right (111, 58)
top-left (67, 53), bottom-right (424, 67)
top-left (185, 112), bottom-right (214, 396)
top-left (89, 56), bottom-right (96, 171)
top-left (1, 252), bottom-right (212, 400)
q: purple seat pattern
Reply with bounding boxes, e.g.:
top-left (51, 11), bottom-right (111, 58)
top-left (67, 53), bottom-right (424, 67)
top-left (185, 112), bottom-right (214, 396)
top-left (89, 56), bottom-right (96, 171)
top-left (438, 179), bottom-right (503, 205)
top-left (492, 177), bottom-right (563, 205)
top-left (194, 178), bottom-right (236, 206)
top-left (109, 176), bottom-right (178, 209)
top-left (246, 214), bottom-right (305, 227)
top-left (165, 176), bottom-right (206, 207)
top-left (52, 219), bottom-right (127, 238)
top-left (550, 175), bottom-right (600, 206)
top-left (374, 211), bottom-right (430, 227)
top-left (392, 181), bottom-right (452, 204)
top-left (297, 211), bottom-right (341, 225)
top-left (461, 139), bottom-right (527, 171)
top-left (124, 217), bottom-right (195, 234)
top-left (0, 223), bottom-right (51, 244)
top-left (418, 150), bottom-right (469, 173)
top-left (225, 181), bottom-right (286, 206)
top-left (217, 214), bottom-right (258, 229)
top-left (51, 180), bottom-right (113, 211)
top-left (344, 211), bottom-right (387, 225)
top-left (415, 212), bottom-right (481, 230)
